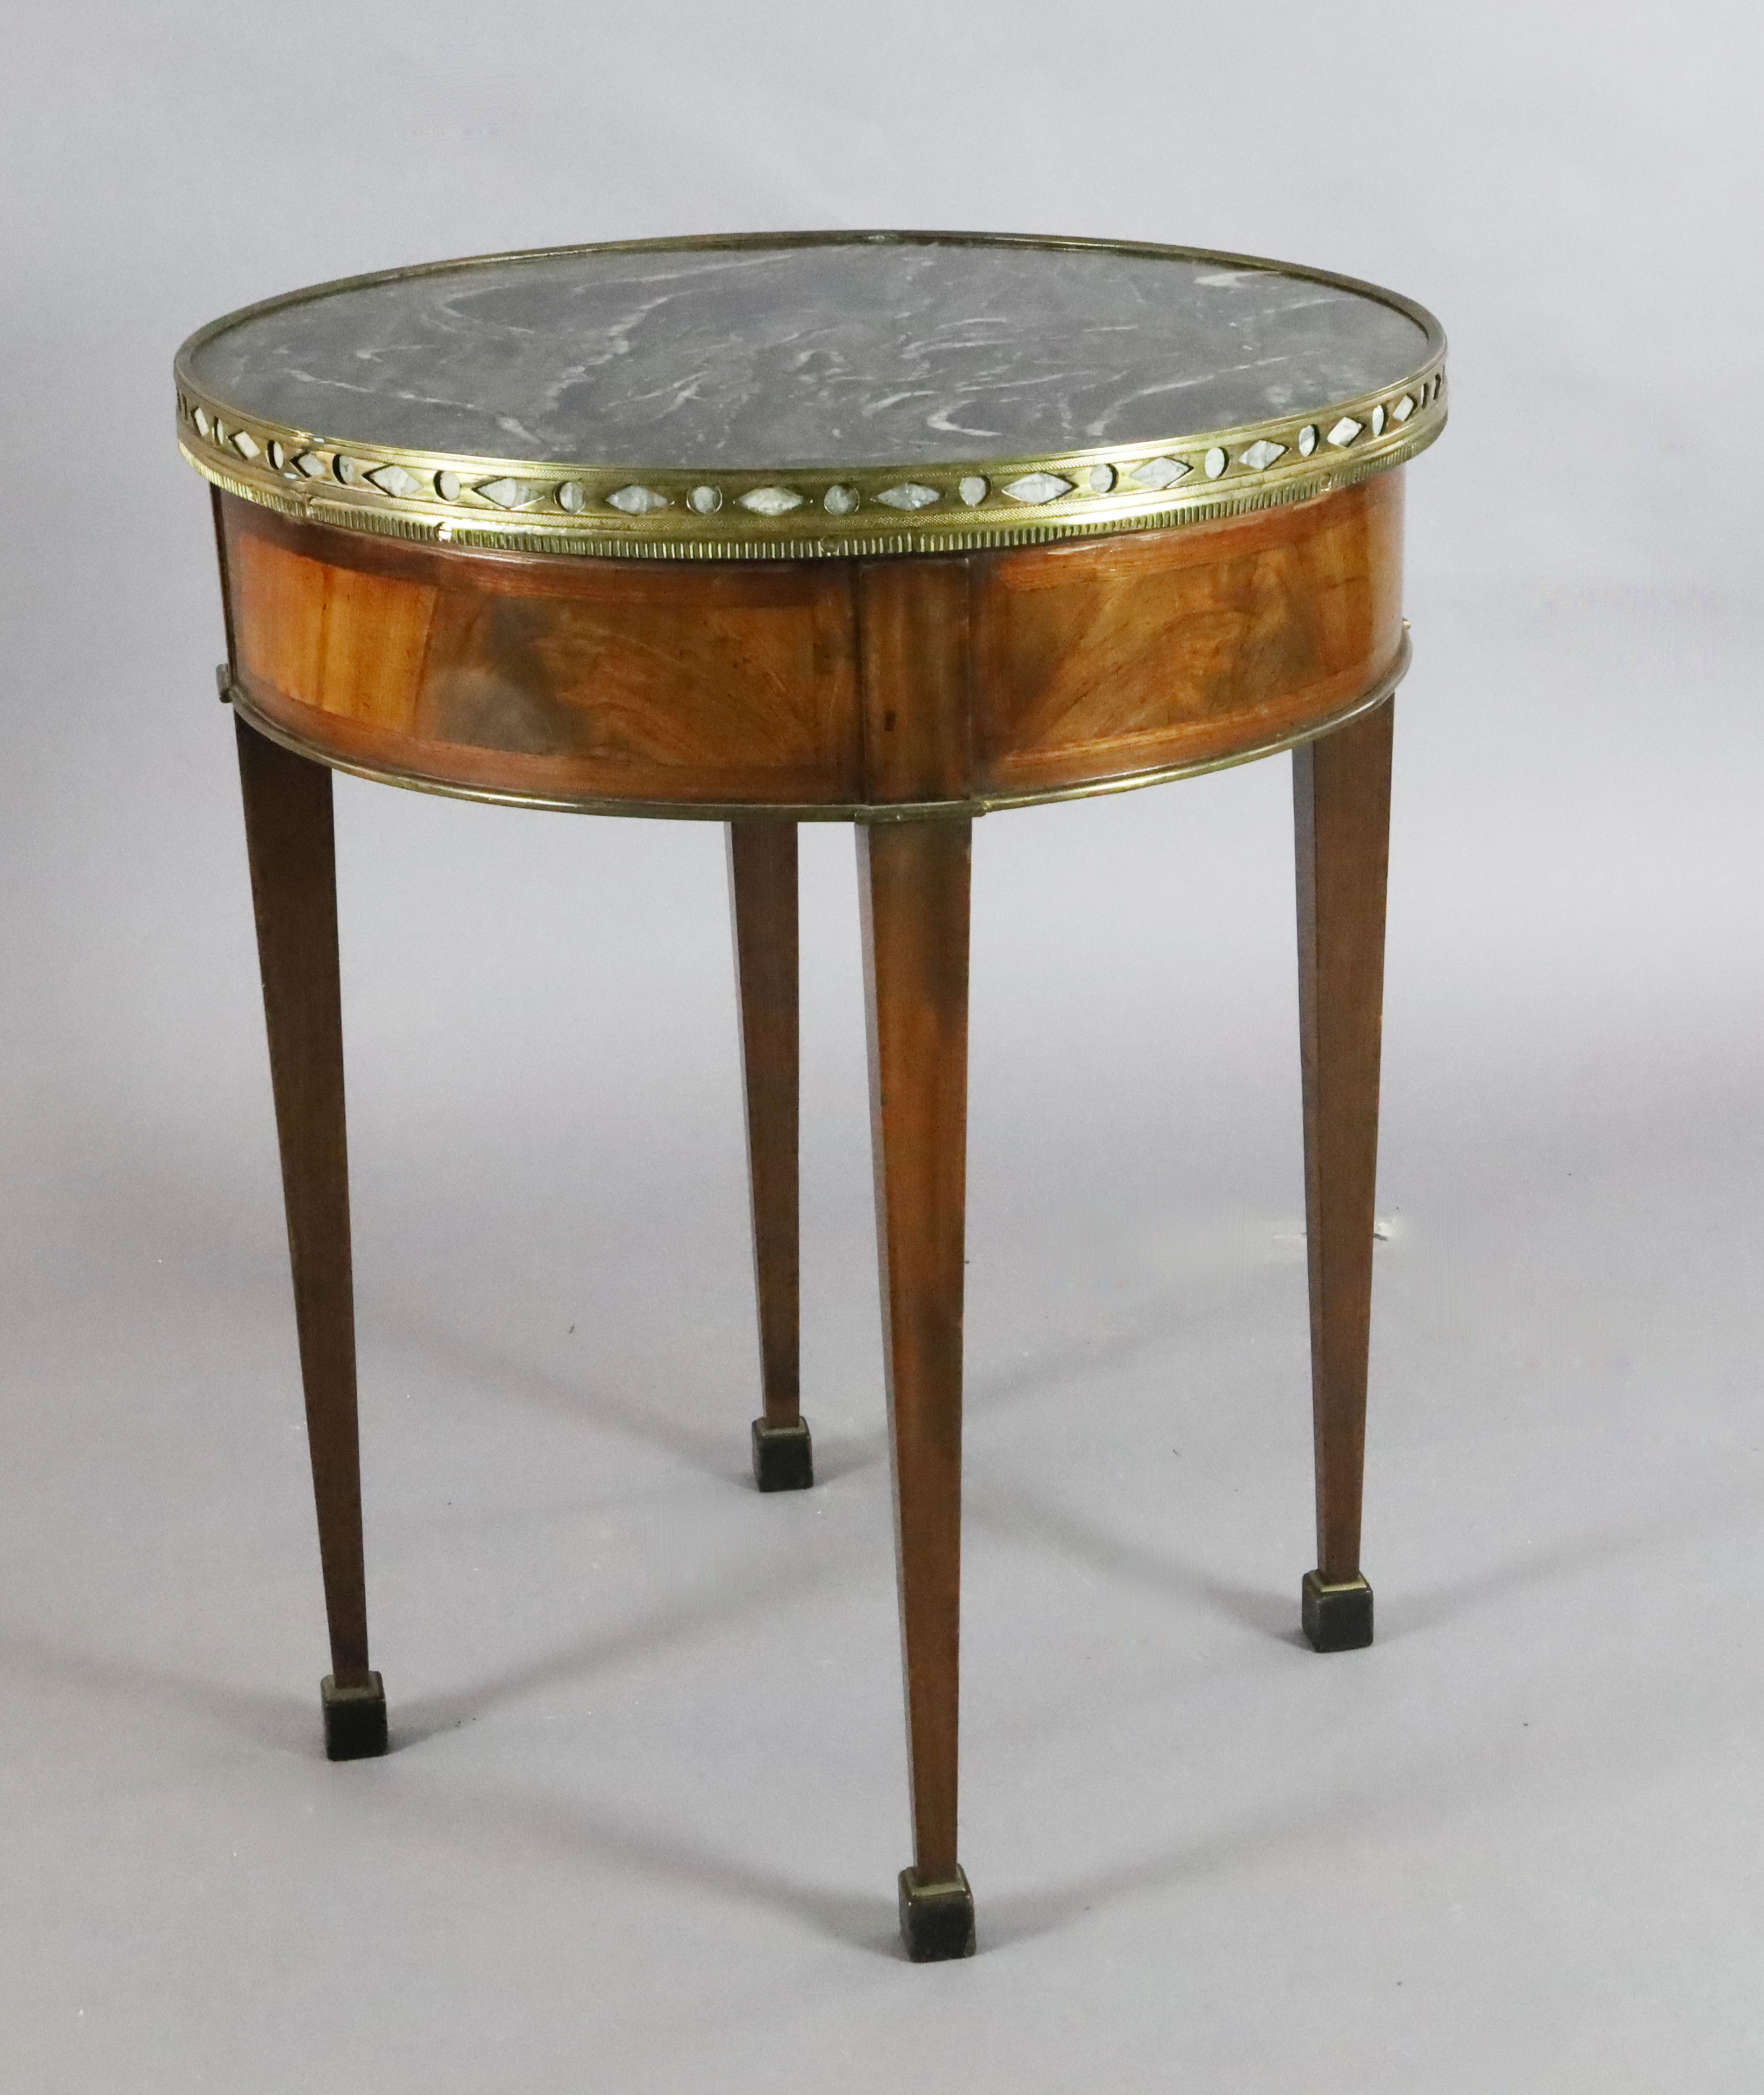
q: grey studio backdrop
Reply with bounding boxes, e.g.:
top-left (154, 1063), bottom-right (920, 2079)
top-left (4, 3), bottom-right (1761, 2089)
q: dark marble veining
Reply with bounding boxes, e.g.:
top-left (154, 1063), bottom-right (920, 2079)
top-left (187, 238), bottom-right (1433, 469)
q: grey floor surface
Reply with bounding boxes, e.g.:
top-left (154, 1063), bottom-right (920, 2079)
top-left (3, 584), bottom-right (1762, 2089)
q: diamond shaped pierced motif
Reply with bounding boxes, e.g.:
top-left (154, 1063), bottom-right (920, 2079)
top-left (739, 486), bottom-right (804, 516)
top-left (181, 337), bottom-right (1446, 558)
top-left (1002, 473), bottom-right (1074, 505)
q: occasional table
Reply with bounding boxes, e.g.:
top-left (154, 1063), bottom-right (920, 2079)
top-left (176, 231), bottom-right (1446, 1960)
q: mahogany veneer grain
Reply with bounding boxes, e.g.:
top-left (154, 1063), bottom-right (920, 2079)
top-left (220, 473), bottom-right (1402, 814)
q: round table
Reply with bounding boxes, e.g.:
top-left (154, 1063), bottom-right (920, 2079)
top-left (177, 230), bottom-right (1446, 1961)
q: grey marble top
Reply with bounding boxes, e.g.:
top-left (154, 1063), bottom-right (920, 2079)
top-left (185, 236), bottom-right (1434, 471)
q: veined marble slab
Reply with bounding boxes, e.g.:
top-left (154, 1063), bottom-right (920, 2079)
top-left (186, 236), bottom-right (1433, 471)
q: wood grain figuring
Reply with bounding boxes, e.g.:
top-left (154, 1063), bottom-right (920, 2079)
top-left (971, 473), bottom-right (1404, 796)
top-left (861, 819), bottom-right (972, 1884)
top-left (727, 821), bottom-right (801, 1426)
top-left (234, 718), bottom-right (374, 1687)
top-left (218, 478), bottom-right (1405, 814)
top-left (224, 501), bottom-right (862, 808)
top-left (857, 558), bottom-right (974, 803)
top-left (1293, 699), bottom-right (1394, 1582)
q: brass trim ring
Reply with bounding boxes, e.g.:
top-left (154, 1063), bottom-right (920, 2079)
top-left (178, 230), bottom-right (1445, 562)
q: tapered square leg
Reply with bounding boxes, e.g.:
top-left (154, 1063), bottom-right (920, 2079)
top-left (1301, 1571), bottom-right (1374, 1652)
top-left (236, 718), bottom-right (385, 1736)
top-left (860, 819), bottom-right (974, 1958)
top-left (1293, 699), bottom-right (1394, 1642)
top-left (899, 1867), bottom-right (977, 1962)
top-left (322, 1671), bottom-right (388, 1759)
top-left (728, 821), bottom-right (813, 1485)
